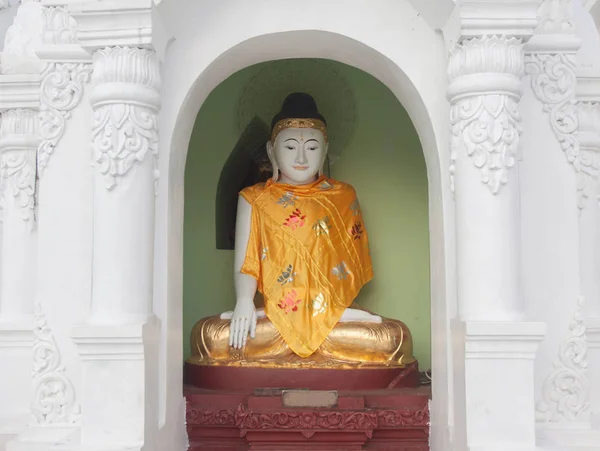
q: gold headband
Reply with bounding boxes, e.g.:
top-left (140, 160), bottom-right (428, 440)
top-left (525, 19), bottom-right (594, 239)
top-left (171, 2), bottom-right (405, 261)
top-left (271, 118), bottom-right (328, 143)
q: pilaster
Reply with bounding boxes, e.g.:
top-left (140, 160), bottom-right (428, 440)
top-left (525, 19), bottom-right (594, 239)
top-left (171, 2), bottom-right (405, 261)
top-left (446, 2), bottom-right (545, 450)
top-left (67, 2), bottom-right (161, 449)
top-left (0, 73), bottom-right (39, 440)
top-left (576, 73), bottom-right (600, 431)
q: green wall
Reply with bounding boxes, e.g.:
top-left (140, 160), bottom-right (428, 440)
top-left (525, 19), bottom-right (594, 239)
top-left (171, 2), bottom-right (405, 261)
top-left (183, 59), bottom-right (431, 368)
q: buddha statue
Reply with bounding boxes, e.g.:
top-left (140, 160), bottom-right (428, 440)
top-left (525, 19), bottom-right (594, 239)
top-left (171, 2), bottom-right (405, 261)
top-left (188, 93), bottom-right (415, 370)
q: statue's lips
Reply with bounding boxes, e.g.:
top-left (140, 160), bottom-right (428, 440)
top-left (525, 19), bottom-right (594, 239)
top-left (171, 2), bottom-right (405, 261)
top-left (293, 166), bottom-right (309, 170)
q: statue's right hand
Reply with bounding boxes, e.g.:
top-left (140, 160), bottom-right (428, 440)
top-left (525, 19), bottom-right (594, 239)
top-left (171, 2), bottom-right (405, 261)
top-left (229, 299), bottom-right (257, 349)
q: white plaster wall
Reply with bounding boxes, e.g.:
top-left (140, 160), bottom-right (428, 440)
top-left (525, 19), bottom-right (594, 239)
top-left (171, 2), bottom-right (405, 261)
top-left (153, 1), bottom-right (457, 450)
top-left (34, 88), bottom-right (94, 408)
top-left (520, 75), bottom-right (582, 411)
top-left (576, 0), bottom-right (600, 73)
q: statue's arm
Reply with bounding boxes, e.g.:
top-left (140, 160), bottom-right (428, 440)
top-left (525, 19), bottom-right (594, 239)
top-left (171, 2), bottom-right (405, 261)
top-left (229, 195), bottom-right (258, 349)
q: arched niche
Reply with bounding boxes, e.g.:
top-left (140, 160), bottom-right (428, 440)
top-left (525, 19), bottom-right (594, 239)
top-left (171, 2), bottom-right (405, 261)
top-left (154, 3), bottom-right (456, 447)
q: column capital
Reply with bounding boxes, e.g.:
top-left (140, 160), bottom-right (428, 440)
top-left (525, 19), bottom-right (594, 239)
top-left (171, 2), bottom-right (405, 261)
top-left (68, 0), bottom-right (171, 59)
top-left (90, 46), bottom-right (160, 191)
top-left (0, 74), bottom-right (41, 111)
top-left (443, 0), bottom-right (542, 48)
top-left (447, 35), bottom-right (524, 195)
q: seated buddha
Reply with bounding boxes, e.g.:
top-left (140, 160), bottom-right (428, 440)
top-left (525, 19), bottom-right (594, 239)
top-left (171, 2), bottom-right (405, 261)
top-left (188, 93), bottom-right (415, 369)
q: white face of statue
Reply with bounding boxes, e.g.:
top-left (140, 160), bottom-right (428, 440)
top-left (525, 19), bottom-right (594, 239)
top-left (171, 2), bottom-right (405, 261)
top-left (267, 127), bottom-right (328, 185)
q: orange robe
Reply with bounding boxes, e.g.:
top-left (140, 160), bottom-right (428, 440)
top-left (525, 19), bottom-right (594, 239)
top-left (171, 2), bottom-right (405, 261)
top-left (240, 175), bottom-right (373, 357)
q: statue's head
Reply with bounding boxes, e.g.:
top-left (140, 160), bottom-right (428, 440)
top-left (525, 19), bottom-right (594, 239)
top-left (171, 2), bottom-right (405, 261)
top-left (267, 93), bottom-right (329, 185)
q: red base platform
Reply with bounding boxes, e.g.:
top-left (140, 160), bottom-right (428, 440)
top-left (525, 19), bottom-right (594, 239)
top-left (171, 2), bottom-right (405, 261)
top-left (184, 361), bottom-right (420, 391)
top-left (185, 384), bottom-right (430, 451)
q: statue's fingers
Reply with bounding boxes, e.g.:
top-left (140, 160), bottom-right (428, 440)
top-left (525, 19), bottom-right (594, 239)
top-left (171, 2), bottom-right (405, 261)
top-left (236, 317), bottom-right (245, 349)
top-left (250, 312), bottom-right (257, 339)
top-left (240, 317), bottom-right (248, 348)
top-left (229, 318), bottom-right (237, 347)
top-left (242, 317), bottom-right (250, 346)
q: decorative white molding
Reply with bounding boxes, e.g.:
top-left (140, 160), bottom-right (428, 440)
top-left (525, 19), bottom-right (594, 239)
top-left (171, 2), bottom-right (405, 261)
top-left (448, 36), bottom-right (524, 194)
top-left (0, 0), bottom-right (45, 75)
top-left (535, 0), bottom-right (574, 34)
top-left (38, 62), bottom-right (92, 174)
top-left (42, 6), bottom-right (77, 46)
top-left (0, 74), bottom-right (41, 110)
top-left (525, 53), bottom-right (583, 205)
top-left (69, 0), bottom-right (154, 51)
top-left (537, 297), bottom-right (591, 424)
top-left (443, 1), bottom-right (540, 48)
top-left (577, 102), bottom-right (600, 210)
top-left (31, 303), bottom-right (81, 425)
top-left (90, 47), bottom-right (160, 191)
top-left (0, 109), bottom-right (38, 224)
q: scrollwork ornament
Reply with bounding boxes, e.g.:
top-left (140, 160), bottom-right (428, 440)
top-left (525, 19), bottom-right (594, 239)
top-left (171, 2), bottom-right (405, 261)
top-left (0, 109), bottom-right (38, 225)
top-left (0, 150), bottom-right (36, 224)
top-left (535, 0), bottom-right (575, 34)
top-left (38, 62), bottom-right (93, 174)
top-left (450, 94), bottom-right (522, 194)
top-left (91, 47), bottom-right (161, 191)
top-left (525, 53), bottom-right (581, 199)
top-left (536, 297), bottom-right (590, 423)
top-left (31, 303), bottom-right (81, 425)
top-left (576, 102), bottom-right (600, 210)
top-left (92, 103), bottom-right (159, 191)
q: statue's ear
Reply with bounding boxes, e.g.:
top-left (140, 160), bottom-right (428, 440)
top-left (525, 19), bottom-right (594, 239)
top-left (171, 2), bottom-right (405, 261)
top-left (266, 141), bottom-right (279, 181)
top-left (318, 142), bottom-right (329, 176)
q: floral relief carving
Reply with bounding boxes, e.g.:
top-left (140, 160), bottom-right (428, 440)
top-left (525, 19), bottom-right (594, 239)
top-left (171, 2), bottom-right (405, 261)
top-left (577, 102), bottom-right (600, 210)
top-left (38, 63), bottom-right (92, 174)
top-left (525, 54), bottom-right (581, 200)
top-left (32, 303), bottom-right (81, 425)
top-left (92, 103), bottom-right (159, 190)
top-left (0, 109), bottom-right (38, 224)
top-left (450, 94), bottom-right (522, 194)
top-left (536, 297), bottom-right (590, 423)
top-left (91, 47), bottom-right (161, 191)
top-left (448, 36), bottom-right (524, 194)
top-left (535, 0), bottom-right (574, 34)
top-left (0, 0), bottom-right (44, 74)
top-left (186, 402), bottom-right (429, 430)
top-left (42, 6), bottom-right (78, 45)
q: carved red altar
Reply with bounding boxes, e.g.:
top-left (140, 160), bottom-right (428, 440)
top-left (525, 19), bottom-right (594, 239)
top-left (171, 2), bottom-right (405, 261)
top-left (185, 383), bottom-right (430, 450)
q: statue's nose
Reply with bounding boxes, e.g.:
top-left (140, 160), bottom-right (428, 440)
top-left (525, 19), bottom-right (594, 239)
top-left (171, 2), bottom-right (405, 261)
top-left (296, 147), bottom-right (307, 165)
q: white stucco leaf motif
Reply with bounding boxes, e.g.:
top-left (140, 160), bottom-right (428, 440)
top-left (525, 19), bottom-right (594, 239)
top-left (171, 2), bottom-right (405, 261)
top-left (92, 104), bottom-right (158, 190)
top-left (38, 63), bottom-right (93, 174)
top-left (525, 54), bottom-right (580, 170)
top-left (536, 297), bottom-right (590, 424)
top-left (32, 304), bottom-right (81, 425)
top-left (450, 94), bottom-right (521, 194)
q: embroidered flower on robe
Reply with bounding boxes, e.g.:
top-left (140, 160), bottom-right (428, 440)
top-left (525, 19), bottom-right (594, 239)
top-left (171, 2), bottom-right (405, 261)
top-left (350, 199), bottom-right (361, 216)
top-left (277, 191), bottom-right (297, 208)
top-left (278, 290), bottom-right (302, 313)
top-left (350, 222), bottom-right (363, 240)
top-left (332, 261), bottom-right (351, 280)
top-left (312, 216), bottom-right (331, 236)
top-left (311, 293), bottom-right (327, 317)
top-left (277, 264), bottom-right (297, 285)
top-left (283, 209), bottom-right (306, 230)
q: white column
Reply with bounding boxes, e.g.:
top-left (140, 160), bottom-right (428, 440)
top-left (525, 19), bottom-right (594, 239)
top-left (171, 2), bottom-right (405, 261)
top-left (448, 34), bottom-right (545, 450)
top-left (67, 1), bottom-right (162, 448)
top-left (0, 75), bottom-right (39, 435)
top-left (577, 75), bottom-right (600, 428)
top-left (88, 46), bottom-right (159, 325)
